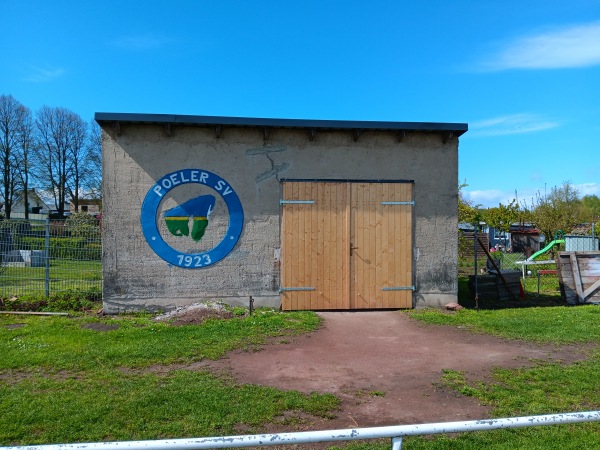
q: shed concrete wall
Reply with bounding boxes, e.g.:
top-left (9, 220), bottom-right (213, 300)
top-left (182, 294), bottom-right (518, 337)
top-left (101, 124), bottom-right (458, 312)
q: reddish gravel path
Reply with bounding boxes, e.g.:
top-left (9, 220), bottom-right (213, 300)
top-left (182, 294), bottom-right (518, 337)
top-left (207, 311), bottom-right (585, 429)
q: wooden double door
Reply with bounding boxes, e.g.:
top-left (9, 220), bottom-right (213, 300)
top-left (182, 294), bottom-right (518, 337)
top-left (281, 181), bottom-right (413, 310)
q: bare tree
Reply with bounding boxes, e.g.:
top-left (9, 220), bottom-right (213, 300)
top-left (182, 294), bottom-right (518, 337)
top-left (14, 105), bottom-right (35, 219)
top-left (0, 95), bottom-right (25, 219)
top-left (82, 119), bottom-right (102, 200)
top-left (35, 106), bottom-right (84, 218)
top-left (64, 114), bottom-right (88, 212)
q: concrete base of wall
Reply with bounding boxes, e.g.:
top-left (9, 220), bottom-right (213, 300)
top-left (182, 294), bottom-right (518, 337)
top-left (102, 295), bottom-right (282, 314)
top-left (103, 294), bottom-right (459, 313)
top-left (414, 293), bottom-right (458, 309)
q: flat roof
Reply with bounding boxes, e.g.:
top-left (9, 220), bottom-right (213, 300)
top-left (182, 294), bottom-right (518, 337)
top-left (94, 112), bottom-right (468, 136)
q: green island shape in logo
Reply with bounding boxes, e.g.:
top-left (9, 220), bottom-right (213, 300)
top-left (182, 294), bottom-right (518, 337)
top-left (164, 194), bottom-right (216, 242)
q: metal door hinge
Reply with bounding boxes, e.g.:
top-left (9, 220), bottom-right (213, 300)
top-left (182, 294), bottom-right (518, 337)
top-left (280, 200), bottom-right (315, 205)
top-left (279, 287), bottom-right (316, 292)
top-left (381, 286), bottom-right (415, 291)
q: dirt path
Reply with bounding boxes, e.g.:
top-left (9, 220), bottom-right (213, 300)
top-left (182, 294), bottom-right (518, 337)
top-left (206, 311), bottom-right (586, 430)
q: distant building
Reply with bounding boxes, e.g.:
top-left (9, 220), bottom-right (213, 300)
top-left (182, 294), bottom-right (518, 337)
top-left (71, 199), bottom-right (102, 217)
top-left (11, 190), bottom-right (72, 219)
top-left (11, 190), bottom-right (52, 219)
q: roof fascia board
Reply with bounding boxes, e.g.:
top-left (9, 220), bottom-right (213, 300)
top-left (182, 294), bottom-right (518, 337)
top-left (94, 112), bottom-right (468, 135)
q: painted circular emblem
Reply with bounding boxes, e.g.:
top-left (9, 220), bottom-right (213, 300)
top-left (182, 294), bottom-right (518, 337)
top-left (141, 169), bottom-right (243, 268)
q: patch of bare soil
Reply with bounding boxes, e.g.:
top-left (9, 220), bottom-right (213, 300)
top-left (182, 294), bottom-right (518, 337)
top-left (203, 311), bottom-right (590, 432)
top-left (153, 302), bottom-right (234, 326)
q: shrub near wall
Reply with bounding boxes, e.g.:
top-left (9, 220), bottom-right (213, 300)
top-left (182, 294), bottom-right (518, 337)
top-left (20, 237), bottom-right (101, 260)
top-left (66, 212), bottom-right (101, 238)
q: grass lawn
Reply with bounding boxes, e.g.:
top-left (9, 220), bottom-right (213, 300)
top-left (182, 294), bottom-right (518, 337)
top-left (0, 260), bottom-right (101, 298)
top-left (0, 309), bottom-right (338, 445)
top-left (2, 300), bottom-right (600, 449)
top-left (383, 304), bottom-right (600, 450)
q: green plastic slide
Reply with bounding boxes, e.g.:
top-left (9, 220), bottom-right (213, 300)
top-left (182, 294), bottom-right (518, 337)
top-left (526, 239), bottom-right (565, 261)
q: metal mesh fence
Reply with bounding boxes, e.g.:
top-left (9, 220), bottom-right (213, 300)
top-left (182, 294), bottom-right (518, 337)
top-left (0, 218), bottom-right (101, 299)
top-left (459, 232), bottom-right (561, 299)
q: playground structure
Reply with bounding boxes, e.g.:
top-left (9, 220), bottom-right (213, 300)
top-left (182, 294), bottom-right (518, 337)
top-left (526, 239), bottom-right (565, 262)
top-left (516, 233), bottom-right (565, 280)
top-left (466, 227), bottom-right (598, 300)
top-left (516, 232), bottom-right (600, 303)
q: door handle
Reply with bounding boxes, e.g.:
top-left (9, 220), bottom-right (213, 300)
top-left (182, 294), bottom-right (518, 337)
top-left (350, 244), bottom-right (359, 256)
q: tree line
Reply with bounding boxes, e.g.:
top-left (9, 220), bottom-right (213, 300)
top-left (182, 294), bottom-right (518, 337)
top-left (0, 94), bottom-right (101, 220)
top-left (460, 181), bottom-right (600, 241)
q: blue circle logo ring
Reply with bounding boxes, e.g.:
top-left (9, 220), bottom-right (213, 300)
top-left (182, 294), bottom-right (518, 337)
top-left (141, 169), bottom-right (244, 268)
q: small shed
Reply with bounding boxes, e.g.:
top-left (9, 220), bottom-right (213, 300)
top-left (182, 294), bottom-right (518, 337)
top-left (96, 113), bottom-right (467, 313)
top-left (510, 225), bottom-right (540, 257)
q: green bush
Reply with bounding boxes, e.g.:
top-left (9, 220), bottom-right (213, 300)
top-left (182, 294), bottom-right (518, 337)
top-left (66, 212), bottom-right (100, 238)
top-left (0, 219), bottom-right (32, 236)
top-left (0, 288), bottom-right (101, 312)
top-left (19, 237), bottom-right (101, 260)
top-left (83, 243), bottom-right (102, 260)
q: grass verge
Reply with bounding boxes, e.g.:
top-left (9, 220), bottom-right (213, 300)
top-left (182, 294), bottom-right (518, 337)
top-left (1, 370), bottom-right (337, 444)
top-left (407, 304), bottom-right (600, 343)
top-left (355, 305), bottom-right (600, 450)
top-left (0, 309), bottom-right (338, 445)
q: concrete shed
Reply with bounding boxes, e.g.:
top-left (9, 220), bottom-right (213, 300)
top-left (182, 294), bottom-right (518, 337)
top-left (95, 113), bottom-right (467, 313)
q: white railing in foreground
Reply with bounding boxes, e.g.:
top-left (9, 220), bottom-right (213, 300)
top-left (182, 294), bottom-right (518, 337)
top-left (2, 411), bottom-right (600, 450)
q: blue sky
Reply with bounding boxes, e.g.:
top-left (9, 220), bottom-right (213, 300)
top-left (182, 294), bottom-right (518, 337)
top-left (2, 0), bottom-right (599, 208)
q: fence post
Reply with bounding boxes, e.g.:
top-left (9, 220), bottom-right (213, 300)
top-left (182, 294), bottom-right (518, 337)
top-left (45, 218), bottom-right (50, 298)
top-left (474, 224), bottom-right (479, 309)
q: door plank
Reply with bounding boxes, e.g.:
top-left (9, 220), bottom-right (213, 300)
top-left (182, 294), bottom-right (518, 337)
top-left (306, 183), bottom-right (320, 308)
top-left (343, 182), bottom-right (351, 308)
top-left (290, 182), bottom-right (301, 310)
top-left (377, 183), bottom-right (386, 308)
